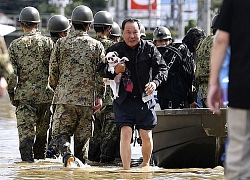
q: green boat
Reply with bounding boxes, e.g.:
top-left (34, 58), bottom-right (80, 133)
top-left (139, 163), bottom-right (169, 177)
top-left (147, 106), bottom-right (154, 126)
top-left (152, 108), bottom-right (227, 168)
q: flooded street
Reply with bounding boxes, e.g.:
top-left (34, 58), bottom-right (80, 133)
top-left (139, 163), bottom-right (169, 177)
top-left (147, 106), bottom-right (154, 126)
top-left (0, 95), bottom-right (225, 179)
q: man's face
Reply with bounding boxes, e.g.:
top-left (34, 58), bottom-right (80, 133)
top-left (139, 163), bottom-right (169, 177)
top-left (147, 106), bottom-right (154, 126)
top-left (122, 21), bottom-right (140, 49)
top-left (155, 39), bottom-right (171, 47)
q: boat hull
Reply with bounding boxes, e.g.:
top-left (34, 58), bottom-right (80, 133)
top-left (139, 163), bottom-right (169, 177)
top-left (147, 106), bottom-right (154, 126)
top-left (152, 108), bottom-right (227, 168)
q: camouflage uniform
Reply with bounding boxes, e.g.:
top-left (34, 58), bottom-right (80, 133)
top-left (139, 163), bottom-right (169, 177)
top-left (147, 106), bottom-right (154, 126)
top-left (89, 35), bottom-right (120, 163)
top-left (46, 36), bottom-right (61, 158)
top-left (49, 30), bottom-right (105, 163)
top-left (195, 35), bottom-right (214, 107)
top-left (0, 36), bottom-right (13, 79)
top-left (7, 29), bottom-right (54, 161)
top-left (0, 36), bottom-right (13, 98)
top-left (50, 37), bottom-right (60, 44)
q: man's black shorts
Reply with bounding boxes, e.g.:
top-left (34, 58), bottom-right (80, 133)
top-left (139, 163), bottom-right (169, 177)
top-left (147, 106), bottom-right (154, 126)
top-left (113, 97), bottom-right (157, 130)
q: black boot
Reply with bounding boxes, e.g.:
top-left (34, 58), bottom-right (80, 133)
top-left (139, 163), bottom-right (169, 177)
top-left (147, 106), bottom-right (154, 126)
top-left (19, 138), bottom-right (34, 162)
top-left (33, 136), bottom-right (46, 159)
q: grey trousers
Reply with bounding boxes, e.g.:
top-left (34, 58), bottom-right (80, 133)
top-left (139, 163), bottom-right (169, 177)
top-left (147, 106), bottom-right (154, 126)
top-left (226, 107), bottom-right (250, 180)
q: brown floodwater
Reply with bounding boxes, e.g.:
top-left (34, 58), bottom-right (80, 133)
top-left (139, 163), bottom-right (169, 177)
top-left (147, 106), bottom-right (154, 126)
top-left (0, 95), bottom-right (225, 180)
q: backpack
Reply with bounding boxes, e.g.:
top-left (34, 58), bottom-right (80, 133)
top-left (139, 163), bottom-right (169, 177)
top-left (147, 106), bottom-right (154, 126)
top-left (158, 43), bottom-right (186, 80)
top-left (157, 43), bottom-right (195, 104)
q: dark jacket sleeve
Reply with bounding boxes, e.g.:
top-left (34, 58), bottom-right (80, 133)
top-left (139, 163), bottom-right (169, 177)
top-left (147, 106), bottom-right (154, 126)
top-left (151, 43), bottom-right (168, 87)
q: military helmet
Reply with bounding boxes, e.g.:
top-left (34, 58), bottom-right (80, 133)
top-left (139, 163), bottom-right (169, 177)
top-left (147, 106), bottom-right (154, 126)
top-left (48, 15), bottom-right (71, 32)
top-left (211, 14), bottom-right (218, 29)
top-left (93, 11), bottom-right (113, 26)
top-left (140, 24), bottom-right (146, 38)
top-left (110, 22), bottom-right (121, 37)
top-left (153, 26), bottom-right (172, 41)
top-left (71, 5), bottom-right (93, 23)
top-left (19, 6), bottom-right (40, 23)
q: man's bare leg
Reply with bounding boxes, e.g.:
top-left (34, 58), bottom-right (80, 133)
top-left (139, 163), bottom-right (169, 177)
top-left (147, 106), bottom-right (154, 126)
top-left (139, 129), bottom-right (153, 167)
top-left (120, 126), bottom-right (133, 170)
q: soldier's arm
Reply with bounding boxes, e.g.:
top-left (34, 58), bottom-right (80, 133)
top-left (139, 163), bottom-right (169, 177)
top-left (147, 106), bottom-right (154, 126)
top-left (6, 44), bottom-right (18, 105)
top-left (152, 44), bottom-right (168, 88)
top-left (49, 41), bottom-right (60, 90)
top-left (95, 43), bottom-right (106, 99)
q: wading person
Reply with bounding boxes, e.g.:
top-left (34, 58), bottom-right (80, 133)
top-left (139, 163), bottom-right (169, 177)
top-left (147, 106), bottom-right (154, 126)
top-left (7, 6), bottom-right (54, 162)
top-left (98, 18), bottom-right (167, 170)
top-left (46, 14), bottom-right (71, 159)
top-left (49, 5), bottom-right (105, 167)
top-left (156, 26), bottom-right (205, 109)
top-left (195, 15), bottom-right (218, 107)
top-left (88, 10), bottom-right (120, 164)
top-left (0, 36), bottom-right (13, 98)
top-left (207, 0), bottom-right (250, 179)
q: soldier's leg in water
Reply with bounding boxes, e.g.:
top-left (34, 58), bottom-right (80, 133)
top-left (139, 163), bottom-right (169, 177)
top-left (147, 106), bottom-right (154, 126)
top-left (16, 103), bottom-right (36, 162)
top-left (88, 111), bottom-right (102, 162)
top-left (46, 104), bottom-right (59, 158)
top-left (33, 103), bottom-right (51, 159)
top-left (100, 105), bottom-right (120, 163)
top-left (51, 104), bottom-right (76, 166)
top-left (74, 106), bottom-right (92, 164)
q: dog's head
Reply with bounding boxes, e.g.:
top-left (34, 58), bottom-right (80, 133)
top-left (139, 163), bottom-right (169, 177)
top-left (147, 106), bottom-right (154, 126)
top-left (105, 51), bottom-right (119, 64)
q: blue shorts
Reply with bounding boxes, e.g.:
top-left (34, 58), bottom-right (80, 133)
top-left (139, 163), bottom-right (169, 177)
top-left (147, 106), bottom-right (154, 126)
top-left (113, 97), bottom-right (157, 130)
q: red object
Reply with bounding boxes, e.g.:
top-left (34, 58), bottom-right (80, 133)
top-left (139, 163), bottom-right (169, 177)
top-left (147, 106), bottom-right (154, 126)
top-left (125, 83), bottom-right (133, 92)
top-left (130, 0), bottom-right (157, 10)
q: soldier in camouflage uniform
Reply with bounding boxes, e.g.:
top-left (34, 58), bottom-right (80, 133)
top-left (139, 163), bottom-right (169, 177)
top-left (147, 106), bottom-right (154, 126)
top-left (88, 10), bottom-right (120, 164)
top-left (0, 36), bottom-right (13, 97)
top-left (49, 5), bottom-right (105, 167)
top-left (46, 15), bottom-right (71, 159)
top-left (7, 6), bottom-right (54, 162)
top-left (48, 15), bottom-right (71, 44)
top-left (196, 15), bottom-right (218, 107)
top-left (109, 22), bottom-right (121, 43)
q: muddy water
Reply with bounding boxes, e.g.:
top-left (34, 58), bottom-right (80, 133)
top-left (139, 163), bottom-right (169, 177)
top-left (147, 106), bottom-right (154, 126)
top-left (0, 95), bottom-right (225, 180)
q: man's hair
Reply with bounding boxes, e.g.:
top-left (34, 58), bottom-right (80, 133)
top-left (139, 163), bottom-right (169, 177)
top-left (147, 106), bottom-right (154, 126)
top-left (21, 22), bottom-right (37, 28)
top-left (121, 18), bottom-right (140, 30)
top-left (49, 30), bottom-right (68, 38)
top-left (93, 24), bottom-right (111, 33)
top-left (182, 27), bottom-right (206, 52)
top-left (72, 22), bottom-right (90, 31)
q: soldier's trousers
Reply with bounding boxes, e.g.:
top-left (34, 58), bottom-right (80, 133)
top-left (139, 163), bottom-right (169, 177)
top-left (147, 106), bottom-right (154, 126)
top-left (16, 101), bottom-right (51, 162)
top-left (51, 104), bottom-right (92, 163)
top-left (89, 105), bottom-right (120, 163)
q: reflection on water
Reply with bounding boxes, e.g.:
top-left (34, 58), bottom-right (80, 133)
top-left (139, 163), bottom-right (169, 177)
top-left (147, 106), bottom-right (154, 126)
top-left (0, 95), bottom-right (225, 180)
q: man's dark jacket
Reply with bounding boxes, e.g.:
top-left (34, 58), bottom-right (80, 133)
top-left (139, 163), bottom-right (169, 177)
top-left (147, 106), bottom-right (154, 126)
top-left (98, 39), bottom-right (168, 104)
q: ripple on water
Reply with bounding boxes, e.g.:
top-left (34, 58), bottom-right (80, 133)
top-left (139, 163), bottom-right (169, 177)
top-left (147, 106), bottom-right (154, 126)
top-left (0, 97), bottom-right (225, 180)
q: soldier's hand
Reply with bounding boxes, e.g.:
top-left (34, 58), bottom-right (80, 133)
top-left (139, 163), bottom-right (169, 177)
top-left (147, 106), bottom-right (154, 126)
top-left (92, 98), bottom-right (102, 114)
top-left (114, 62), bottom-right (126, 74)
top-left (0, 77), bottom-right (7, 97)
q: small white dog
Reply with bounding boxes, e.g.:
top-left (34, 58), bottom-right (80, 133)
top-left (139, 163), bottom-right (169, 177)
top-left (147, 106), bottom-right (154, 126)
top-left (103, 51), bottom-right (129, 99)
